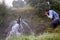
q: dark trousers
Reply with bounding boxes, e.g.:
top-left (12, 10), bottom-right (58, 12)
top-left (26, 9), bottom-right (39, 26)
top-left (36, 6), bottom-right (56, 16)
top-left (50, 19), bottom-right (60, 29)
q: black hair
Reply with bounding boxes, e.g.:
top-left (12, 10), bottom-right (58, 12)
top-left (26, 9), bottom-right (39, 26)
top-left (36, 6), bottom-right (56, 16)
top-left (45, 9), bottom-right (49, 11)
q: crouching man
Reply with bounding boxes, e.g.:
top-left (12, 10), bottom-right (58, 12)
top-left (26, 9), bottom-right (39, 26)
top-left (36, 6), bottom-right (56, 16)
top-left (44, 9), bottom-right (60, 29)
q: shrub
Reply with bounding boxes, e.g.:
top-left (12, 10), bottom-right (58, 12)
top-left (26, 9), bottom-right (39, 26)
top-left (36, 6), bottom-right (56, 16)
top-left (0, 3), bottom-right (7, 26)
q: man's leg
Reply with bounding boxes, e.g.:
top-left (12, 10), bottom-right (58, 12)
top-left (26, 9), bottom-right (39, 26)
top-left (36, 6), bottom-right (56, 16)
top-left (50, 19), bottom-right (59, 29)
top-left (6, 31), bottom-right (13, 40)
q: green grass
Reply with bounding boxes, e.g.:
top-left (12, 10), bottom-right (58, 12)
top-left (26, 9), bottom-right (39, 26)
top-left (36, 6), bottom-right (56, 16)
top-left (9, 33), bottom-right (60, 40)
top-left (38, 33), bottom-right (60, 40)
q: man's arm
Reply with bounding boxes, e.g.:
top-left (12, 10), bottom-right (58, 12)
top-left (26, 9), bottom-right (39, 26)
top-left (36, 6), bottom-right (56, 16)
top-left (47, 13), bottom-right (53, 19)
top-left (47, 11), bottom-right (53, 19)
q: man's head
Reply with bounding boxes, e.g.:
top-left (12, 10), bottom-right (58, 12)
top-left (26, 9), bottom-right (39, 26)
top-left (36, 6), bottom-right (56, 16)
top-left (44, 9), bottom-right (49, 16)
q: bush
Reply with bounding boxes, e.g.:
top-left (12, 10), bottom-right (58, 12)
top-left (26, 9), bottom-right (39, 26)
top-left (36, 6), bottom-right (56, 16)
top-left (51, 1), bottom-right (60, 15)
top-left (0, 3), bottom-right (7, 26)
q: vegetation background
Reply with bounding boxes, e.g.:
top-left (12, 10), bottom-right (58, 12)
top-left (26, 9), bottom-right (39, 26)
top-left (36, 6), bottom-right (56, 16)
top-left (0, 0), bottom-right (60, 40)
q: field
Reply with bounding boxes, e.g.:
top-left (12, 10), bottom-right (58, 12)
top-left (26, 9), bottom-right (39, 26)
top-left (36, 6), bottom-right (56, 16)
top-left (9, 33), bottom-right (60, 40)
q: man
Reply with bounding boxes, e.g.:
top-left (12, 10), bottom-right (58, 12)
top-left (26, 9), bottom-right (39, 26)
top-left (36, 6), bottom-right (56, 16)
top-left (10, 16), bottom-right (21, 35)
top-left (6, 16), bottom-right (21, 40)
top-left (44, 9), bottom-right (60, 29)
